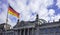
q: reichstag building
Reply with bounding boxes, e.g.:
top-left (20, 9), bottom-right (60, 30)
top-left (0, 14), bottom-right (60, 35)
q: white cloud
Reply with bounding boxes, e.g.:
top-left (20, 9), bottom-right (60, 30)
top-left (48, 9), bottom-right (60, 22)
top-left (48, 9), bottom-right (56, 22)
top-left (54, 14), bottom-right (60, 21)
top-left (7, 0), bottom-right (60, 26)
top-left (8, 18), bottom-right (16, 26)
top-left (8, 0), bottom-right (54, 21)
top-left (56, 0), bottom-right (60, 8)
top-left (0, 3), bottom-right (7, 24)
top-left (49, 9), bottom-right (55, 16)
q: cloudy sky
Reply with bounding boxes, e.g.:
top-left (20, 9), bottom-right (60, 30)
top-left (0, 0), bottom-right (60, 26)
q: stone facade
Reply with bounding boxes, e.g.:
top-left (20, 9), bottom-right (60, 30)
top-left (0, 23), bottom-right (11, 31)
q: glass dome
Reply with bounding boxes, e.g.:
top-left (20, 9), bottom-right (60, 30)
top-left (38, 19), bottom-right (47, 25)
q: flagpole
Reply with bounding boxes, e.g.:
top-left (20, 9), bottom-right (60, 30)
top-left (17, 13), bottom-right (20, 23)
top-left (18, 13), bottom-right (20, 20)
top-left (5, 6), bottom-right (8, 31)
top-left (18, 13), bottom-right (20, 19)
top-left (6, 9), bottom-right (8, 23)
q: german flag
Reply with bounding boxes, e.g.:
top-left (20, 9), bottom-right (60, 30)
top-left (8, 6), bottom-right (19, 18)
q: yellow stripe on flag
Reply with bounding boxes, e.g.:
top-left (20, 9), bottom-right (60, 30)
top-left (8, 6), bottom-right (19, 18)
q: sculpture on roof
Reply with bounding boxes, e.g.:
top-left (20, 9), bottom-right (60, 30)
top-left (36, 14), bottom-right (47, 25)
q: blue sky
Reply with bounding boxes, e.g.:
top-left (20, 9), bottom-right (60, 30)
top-left (0, 0), bottom-right (60, 26)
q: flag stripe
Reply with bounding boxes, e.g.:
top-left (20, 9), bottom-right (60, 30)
top-left (8, 6), bottom-right (19, 18)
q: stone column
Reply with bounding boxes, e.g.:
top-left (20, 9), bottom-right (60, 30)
top-left (14, 30), bottom-right (18, 35)
top-left (13, 31), bottom-right (15, 35)
top-left (27, 28), bottom-right (29, 35)
top-left (20, 30), bottom-right (21, 35)
top-left (32, 28), bottom-right (34, 35)
top-left (23, 29), bottom-right (25, 35)
top-left (36, 27), bottom-right (40, 35)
